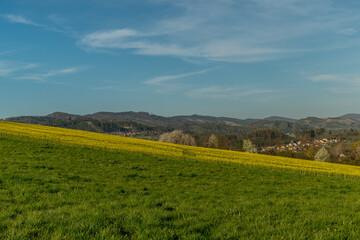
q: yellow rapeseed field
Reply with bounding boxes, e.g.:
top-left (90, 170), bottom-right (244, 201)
top-left (1, 121), bottom-right (360, 176)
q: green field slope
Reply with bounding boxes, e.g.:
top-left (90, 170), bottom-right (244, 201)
top-left (1, 127), bottom-right (360, 238)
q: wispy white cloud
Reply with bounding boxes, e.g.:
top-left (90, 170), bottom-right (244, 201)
top-left (16, 67), bottom-right (79, 82)
top-left (79, 0), bottom-right (360, 63)
top-left (0, 49), bottom-right (23, 56)
top-left (326, 87), bottom-right (358, 94)
top-left (144, 66), bottom-right (278, 99)
top-left (0, 59), bottom-right (78, 85)
top-left (308, 73), bottom-right (360, 93)
top-left (90, 85), bottom-right (137, 92)
top-left (81, 29), bottom-right (139, 47)
top-left (186, 86), bottom-right (275, 100)
top-left (309, 74), bottom-right (360, 84)
top-left (338, 28), bottom-right (358, 36)
top-left (144, 68), bottom-right (217, 85)
top-left (79, 27), bottom-right (292, 62)
top-left (80, 28), bottom-right (199, 58)
top-left (2, 14), bottom-right (69, 34)
top-left (309, 74), bottom-right (347, 82)
top-left (0, 63), bottom-right (15, 77)
top-left (0, 61), bottom-right (39, 77)
top-left (2, 14), bottom-right (42, 27)
top-left (91, 86), bottom-right (120, 90)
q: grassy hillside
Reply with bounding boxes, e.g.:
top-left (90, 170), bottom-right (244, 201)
top-left (1, 121), bottom-right (360, 238)
top-left (1, 121), bottom-right (360, 176)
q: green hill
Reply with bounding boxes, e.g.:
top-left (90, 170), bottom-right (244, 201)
top-left (1, 129), bottom-right (360, 238)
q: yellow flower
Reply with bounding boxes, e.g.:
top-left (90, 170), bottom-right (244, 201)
top-left (2, 121), bottom-right (360, 177)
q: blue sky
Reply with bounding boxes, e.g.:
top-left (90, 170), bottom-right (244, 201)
top-left (1, 0), bottom-right (360, 119)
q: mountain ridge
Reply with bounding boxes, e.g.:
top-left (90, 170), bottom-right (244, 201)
top-left (338, 113), bottom-right (360, 120)
top-left (5, 111), bottom-right (360, 133)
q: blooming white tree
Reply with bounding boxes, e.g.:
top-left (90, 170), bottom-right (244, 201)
top-left (158, 130), bottom-right (196, 146)
top-left (315, 147), bottom-right (330, 162)
top-left (243, 139), bottom-right (257, 153)
top-left (207, 134), bottom-right (218, 148)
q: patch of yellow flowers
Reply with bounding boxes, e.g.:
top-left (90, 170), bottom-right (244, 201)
top-left (1, 121), bottom-right (360, 176)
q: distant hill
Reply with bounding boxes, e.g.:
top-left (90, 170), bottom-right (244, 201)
top-left (46, 112), bottom-right (80, 119)
top-left (264, 116), bottom-right (297, 122)
top-left (6, 111), bottom-right (360, 134)
top-left (84, 112), bottom-right (257, 127)
top-left (247, 120), bottom-right (309, 132)
top-left (85, 112), bottom-right (170, 126)
top-left (5, 114), bottom-right (172, 140)
top-left (338, 113), bottom-right (360, 120)
top-left (298, 117), bottom-right (360, 130)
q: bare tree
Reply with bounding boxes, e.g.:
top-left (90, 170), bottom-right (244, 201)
top-left (158, 130), bottom-right (196, 146)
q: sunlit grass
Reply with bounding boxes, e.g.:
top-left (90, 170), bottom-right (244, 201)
top-left (1, 133), bottom-right (360, 238)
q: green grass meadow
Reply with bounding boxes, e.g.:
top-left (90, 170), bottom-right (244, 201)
top-left (1, 134), bottom-right (360, 239)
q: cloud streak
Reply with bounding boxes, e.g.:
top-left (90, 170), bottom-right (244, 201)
top-left (79, 27), bottom-right (293, 62)
top-left (144, 68), bottom-right (217, 85)
top-left (309, 74), bottom-right (360, 84)
top-left (0, 61), bottom-right (38, 77)
top-left (308, 73), bottom-right (360, 93)
top-left (186, 86), bottom-right (275, 100)
top-left (309, 74), bottom-right (348, 82)
top-left (3, 14), bottom-right (42, 27)
top-left (16, 68), bottom-right (79, 82)
top-left (2, 14), bottom-right (69, 34)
